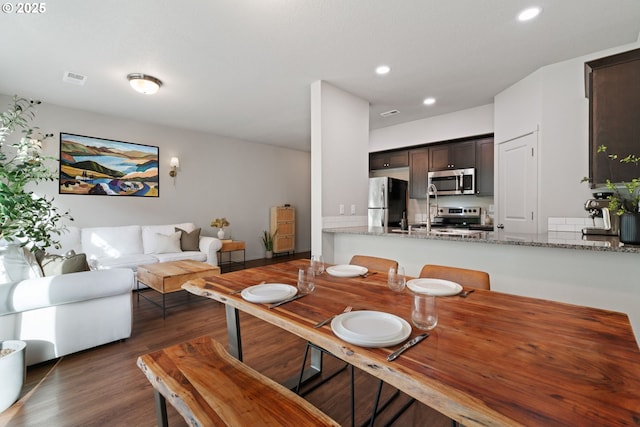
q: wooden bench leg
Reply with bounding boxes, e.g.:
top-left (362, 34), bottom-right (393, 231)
top-left (153, 390), bottom-right (168, 427)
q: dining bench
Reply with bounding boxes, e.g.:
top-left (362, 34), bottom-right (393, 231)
top-left (136, 335), bottom-right (340, 427)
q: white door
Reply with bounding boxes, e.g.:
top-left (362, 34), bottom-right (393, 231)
top-left (496, 131), bottom-right (538, 233)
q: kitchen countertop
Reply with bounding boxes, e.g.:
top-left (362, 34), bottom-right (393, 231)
top-left (323, 226), bottom-right (640, 254)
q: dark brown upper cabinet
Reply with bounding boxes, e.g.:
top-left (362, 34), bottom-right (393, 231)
top-left (429, 141), bottom-right (475, 171)
top-left (409, 148), bottom-right (429, 199)
top-left (586, 47), bottom-right (640, 187)
top-left (369, 149), bottom-right (409, 170)
top-left (475, 138), bottom-right (494, 196)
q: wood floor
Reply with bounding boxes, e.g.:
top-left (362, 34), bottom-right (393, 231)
top-left (1, 253), bottom-right (450, 427)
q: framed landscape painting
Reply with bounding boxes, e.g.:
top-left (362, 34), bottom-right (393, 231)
top-left (59, 133), bottom-right (159, 197)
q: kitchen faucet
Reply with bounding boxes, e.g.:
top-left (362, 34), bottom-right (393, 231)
top-left (426, 183), bottom-right (438, 232)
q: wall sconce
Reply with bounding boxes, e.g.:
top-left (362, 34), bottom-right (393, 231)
top-left (169, 157), bottom-right (179, 177)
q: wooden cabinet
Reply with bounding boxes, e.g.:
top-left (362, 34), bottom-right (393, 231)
top-left (369, 150), bottom-right (409, 170)
top-left (586, 47), bottom-right (640, 186)
top-left (270, 206), bottom-right (295, 254)
top-left (409, 148), bottom-right (429, 199)
top-left (429, 141), bottom-right (475, 171)
top-left (475, 138), bottom-right (494, 196)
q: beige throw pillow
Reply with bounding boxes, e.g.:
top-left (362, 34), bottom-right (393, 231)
top-left (175, 227), bottom-right (200, 251)
top-left (152, 231), bottom-right (182, 254)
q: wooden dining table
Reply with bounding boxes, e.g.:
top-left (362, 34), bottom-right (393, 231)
top-left (182, 259), bottom-right (640, 426)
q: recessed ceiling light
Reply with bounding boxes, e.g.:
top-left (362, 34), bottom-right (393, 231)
top-left (518, 7), bottom-right (541, 21)
top-left (423, 97), bottom-right (436, 106)
top-left (375, 65), bottom-right (391, 75)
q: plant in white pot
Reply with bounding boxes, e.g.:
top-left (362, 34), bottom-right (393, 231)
top-left (0, 96), bottom-right (72, 413)
top-left (261, 229), bottom-right (276, 259)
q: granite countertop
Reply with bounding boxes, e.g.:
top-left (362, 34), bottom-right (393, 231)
top-left (323, 226), bottom-right (640, 254)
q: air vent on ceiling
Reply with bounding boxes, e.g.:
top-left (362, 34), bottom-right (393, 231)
top-left (380, 109), bottom-right (400, 117)
top-left (63, 71), bottom-right (87, 86)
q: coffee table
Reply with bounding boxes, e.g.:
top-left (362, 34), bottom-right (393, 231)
top-left (136, 260), bottom-right (220, 318)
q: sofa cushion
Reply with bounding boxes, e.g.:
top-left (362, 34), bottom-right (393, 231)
top-left (93, 254), bottom-right (159, 270)
top-left (149, 231), bottom-right (182, 254)
top-left (39, 252), bottom-right (90, 276)
top-left (154, 251), bottom-right (207, 263)
top-left (175, 227), bottom-right (201, 251)
top-left (81, 225), bottom-right (143, 260)
top-left (142, 223), bottom-right (196, 254)
top-left (46, 226), bottom-right (82, 256)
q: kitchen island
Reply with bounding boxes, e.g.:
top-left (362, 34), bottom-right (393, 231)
top-left (323, 226), bottom-right (640, 343)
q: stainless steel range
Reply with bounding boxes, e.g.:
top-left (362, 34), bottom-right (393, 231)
top-left (431, 206), bottom-right (492, 230)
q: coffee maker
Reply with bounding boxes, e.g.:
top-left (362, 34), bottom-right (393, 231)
top-left (582, 193), bottom-right (619, 236)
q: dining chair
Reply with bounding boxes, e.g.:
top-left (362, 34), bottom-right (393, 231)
top-left (295, 255), bottom-right (399, 427)
top-left (349, 255), bottom-right (398, 273)
top-left (419, 264), bottom-right (491, 290)
top-left (419, 263), bottom-right (491, 427)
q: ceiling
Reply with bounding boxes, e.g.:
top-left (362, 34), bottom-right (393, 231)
top-left (1, 1), bottom-right (639, 151)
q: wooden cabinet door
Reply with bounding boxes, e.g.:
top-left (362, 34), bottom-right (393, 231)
top-left (451, 141), bottom-right (476, 169)
top-left (475, 138), bottom-right (494, 195)
top-left (369, 152), bottom-right (387, 170)
top-left (409, 148), bottom-right (429, 199)
top-left (429, 145), bottom-right (450, 170)
top-left (369, 150), bottom-right (409, 170)
top-left (388, 150), bottom-right (409, 168)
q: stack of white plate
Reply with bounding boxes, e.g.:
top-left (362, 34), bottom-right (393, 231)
top-left (326, 264), bottom-right (368, 277)
top-left (406, 278), bottom-right (462, 296)
top-left (331, 311), bottom-right (411, 347)
top-left (241, 283), bottom-right (297, 303)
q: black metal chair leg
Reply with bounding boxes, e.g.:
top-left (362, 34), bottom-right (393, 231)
top-left (368, 380), bottom-right (384, 427)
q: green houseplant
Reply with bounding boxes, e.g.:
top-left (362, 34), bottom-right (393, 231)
top-left (261, 229), bottom-right (276, 258)
top-left (1, 96), bottom-right (72, 252)
top-left (590, 145), bottom-right (640, 243)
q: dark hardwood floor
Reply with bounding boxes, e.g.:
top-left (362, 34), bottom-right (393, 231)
top-left (1, 253), bottom-right (449, 427)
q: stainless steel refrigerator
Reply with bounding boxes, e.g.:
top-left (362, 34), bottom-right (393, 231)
top-left (368, 177), bottom-right (408, 228)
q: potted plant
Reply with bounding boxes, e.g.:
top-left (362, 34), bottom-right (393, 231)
top-left (261, 229), bottom-right (276, 259)
top-left (0, 96), bottom-right (71, 413)
top-left (210, 217), bottom-right (230, 239)
top-left (590, 145), bottom-right (640, 244)
top-left (1, 96), bottom-right (72, 254)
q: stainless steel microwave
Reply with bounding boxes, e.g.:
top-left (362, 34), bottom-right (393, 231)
top-left (427, 168), bottom-right (475, 195)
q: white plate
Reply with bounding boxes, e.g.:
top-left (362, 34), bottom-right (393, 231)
top-left (241, 283), bottom-right (297, 303)
top-left (407, 278), bottom-right (463, 296)
top-left (326, 264), bottom-right (368, 278)
top-left (331, 311), bottom-right (411, 347)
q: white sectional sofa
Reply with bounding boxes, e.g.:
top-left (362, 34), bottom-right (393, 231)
top-left (0, 222), bottom-right (221, 366)
top-left (51, 222), bottom-right (222, 272)
top-left (0, 268), bottom-right (134, 366)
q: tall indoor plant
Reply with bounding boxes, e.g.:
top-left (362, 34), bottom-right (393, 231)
top-left (1, 96), bottom-right (72, 254)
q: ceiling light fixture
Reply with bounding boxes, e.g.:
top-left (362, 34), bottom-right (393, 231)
top-left (127, 73), bottom-right (163, 95)
top-left (375, 65), bottom-right (391, 75)
top-left (423, 97), bottom-right (436, 106)
top-left (518, 7), bottom-right (541, 21)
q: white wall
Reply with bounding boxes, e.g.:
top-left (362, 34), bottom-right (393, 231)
top-left (495, 40), bottom-right (640, 224)
top-left (369, 104), bottom-right (494, 151)
top-left (1, 94), bottom-right (311, 260)
top-left (311, 82), bottom-right (370, 258)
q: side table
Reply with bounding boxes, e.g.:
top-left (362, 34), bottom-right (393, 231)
top-left (218, 240), bottom-right (246, 272)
